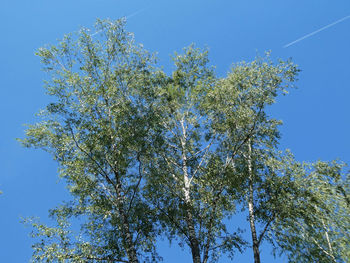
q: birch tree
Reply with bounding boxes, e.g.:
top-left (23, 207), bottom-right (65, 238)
top-left (21, 19), bottom-right (163, 263)
top-left (270, 160), bottom-right (350, 263)
top-left (145, 50), bottom-right (299, 263)
top-left (144, 46), bottom-right (243, 263)
top-left (206, 57), bottom-right (298, 263)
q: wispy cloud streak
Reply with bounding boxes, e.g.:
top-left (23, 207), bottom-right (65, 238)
top-left (284, 15), bottom-right (350, 48)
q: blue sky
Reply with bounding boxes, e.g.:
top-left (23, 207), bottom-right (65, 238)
top-left (1, 0), bottom-right (349, 262)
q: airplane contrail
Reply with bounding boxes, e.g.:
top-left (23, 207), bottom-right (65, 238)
top-left (284, 14), bottom-right (350, 48)
top-left (90, 9), bottom-right (145, 37)
top-left (125, 8), bottom-right (145, 20)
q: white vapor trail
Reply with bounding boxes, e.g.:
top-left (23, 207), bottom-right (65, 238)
top-left (284, 14), bottom-right (350, 48)
top-left (125, 8), bottom-right (144, 19)
top-left (90, 9), bottom-right (145, 37)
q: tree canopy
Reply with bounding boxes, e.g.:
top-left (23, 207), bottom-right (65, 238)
top-left (20, 19), bottom-right (350, 263)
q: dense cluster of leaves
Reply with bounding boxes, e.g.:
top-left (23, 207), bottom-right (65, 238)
top-left (20, 19), bottom-right (349, 263)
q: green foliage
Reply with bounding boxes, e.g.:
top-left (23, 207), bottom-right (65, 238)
top-left (20, 18), bottom-right (349, 263)
top-left (20, 18), bottom-right (162, 263)
top-left (270, 160), bottom-right (350, 263)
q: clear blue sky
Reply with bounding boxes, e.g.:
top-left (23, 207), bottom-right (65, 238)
top-left (1, 1), bottom-right (350, 262)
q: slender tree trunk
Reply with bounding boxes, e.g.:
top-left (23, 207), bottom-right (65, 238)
top-left (180, 118), bottom-right (201, 263)
top-left (120, 210), bottom-right (139, 263)
top-left (184, 200), bottom-right (201, 263)
top-left (202, 199), bottom-right (217, 263)
top-left (108, 112), bottom-right (139, 262)
top-left (247, 141), bottom-right (261, 263)
top-left (114, 175), bottom-right (139, 263)
top-left (322, 219), bottom-right (336, 262)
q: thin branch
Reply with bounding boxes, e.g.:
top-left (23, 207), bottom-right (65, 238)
top-left (295, 220), bottom-right (336, 262)
top-left (161, 120), bottom-right (181, 141)
top-left (311, 236), bottom-right (336, 262)
top-left (127, 153), bottom-right (144, 215)
top-left (321, 218), bottom-right (335, 262)
top-left (97, 182), bottom-right (122, 212)
top-left (161, 154), bottom-right (181, 169)
top-left (230, 104), bottom-right (263, 158)
top-left (67, 122), bottom-right (119, 194)
top-left (257, 213), bottom-right (275, 246)
top-left (192, 139), bottom-right (214, 180)
top-left (190, 137), bottom-right (215, 161)
top-left (202, 196), bottom-right (219, 263)
top-left (155, 203), bottom-right (190, 241)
